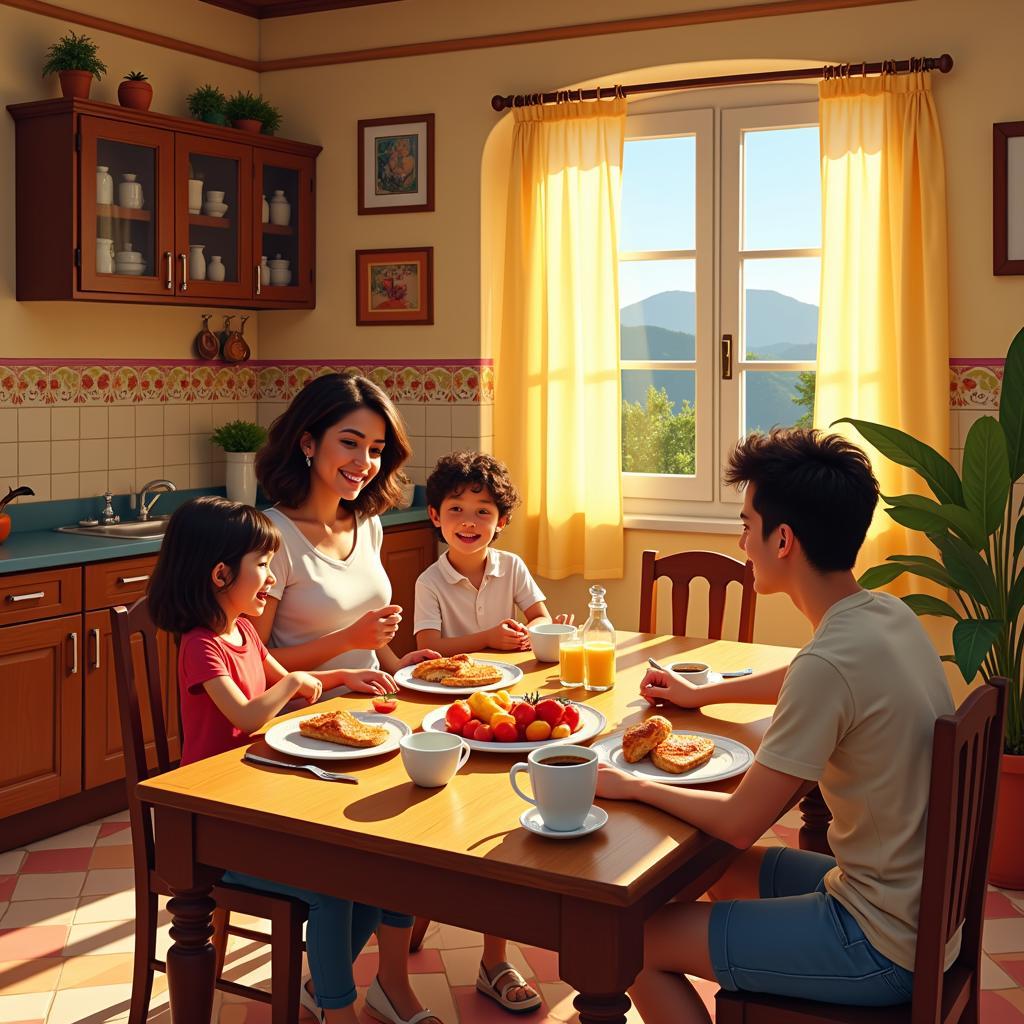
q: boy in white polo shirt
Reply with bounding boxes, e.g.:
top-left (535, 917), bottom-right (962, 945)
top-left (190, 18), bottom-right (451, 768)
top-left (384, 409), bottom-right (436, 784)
top-left (414, 451), bottom-right (572, 655)
top-left (414, 451), bottom-right (573, 1014)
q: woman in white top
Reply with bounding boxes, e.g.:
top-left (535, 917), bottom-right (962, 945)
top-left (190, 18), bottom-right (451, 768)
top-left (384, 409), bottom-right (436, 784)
top-left (253, 372), bottom-right (441, 1024)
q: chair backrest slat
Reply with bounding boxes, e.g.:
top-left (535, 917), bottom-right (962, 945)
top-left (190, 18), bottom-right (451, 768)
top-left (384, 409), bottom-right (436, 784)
top-left (639, 549), bottom-right (757, 643)
top-left (911, 678), bottom-right (1005, 1024)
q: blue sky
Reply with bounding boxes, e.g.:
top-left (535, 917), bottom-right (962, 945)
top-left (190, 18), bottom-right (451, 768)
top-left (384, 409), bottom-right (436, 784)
top-left (620, 126), bottom-right (821, 308)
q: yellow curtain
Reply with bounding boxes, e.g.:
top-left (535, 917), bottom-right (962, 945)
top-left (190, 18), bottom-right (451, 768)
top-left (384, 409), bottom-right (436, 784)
top-left (495, 98), bottom-right (627, 579)
top-left (815, 72), bottom-right (950, 577)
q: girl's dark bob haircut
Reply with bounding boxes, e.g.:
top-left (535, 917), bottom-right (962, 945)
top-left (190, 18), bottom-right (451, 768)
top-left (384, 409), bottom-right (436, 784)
top-left (255, 373), bottom-right (412, 517)
top-left (148, 496), bottom-right (280, 636)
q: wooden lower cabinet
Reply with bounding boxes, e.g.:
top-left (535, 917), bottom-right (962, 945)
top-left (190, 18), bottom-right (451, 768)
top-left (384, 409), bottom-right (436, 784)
top-left (380, 522), bottom-right (437, 656)
top-left (0, 613), bottom-right (82, 818)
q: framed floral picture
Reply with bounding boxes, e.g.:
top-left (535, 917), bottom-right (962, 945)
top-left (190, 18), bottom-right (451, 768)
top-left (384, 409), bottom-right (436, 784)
top-left (358, 114), bottom-right (435, 214)
top-left (994, 120), bottom-right (1024, 274)
top-left (355, 247), bottom-right (434, 325)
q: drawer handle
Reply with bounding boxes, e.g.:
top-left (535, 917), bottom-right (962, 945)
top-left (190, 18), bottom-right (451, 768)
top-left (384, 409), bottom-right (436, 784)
top-left (69, 631), bottom-right (78, 674)
top-left (90, 627), bottom-right (101, 670)
top-left (118, 575), bottom-right (150, 585)
top-left (7, 591), bottom-right (45, 603)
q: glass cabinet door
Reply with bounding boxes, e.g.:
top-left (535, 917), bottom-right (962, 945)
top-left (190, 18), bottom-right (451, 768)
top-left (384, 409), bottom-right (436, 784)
top-left (174, 137), bottom-right (252, 301)
top-left (79, 118), bottom-right (174, 296)
top-left (254, 149), bottom-right (314, 305)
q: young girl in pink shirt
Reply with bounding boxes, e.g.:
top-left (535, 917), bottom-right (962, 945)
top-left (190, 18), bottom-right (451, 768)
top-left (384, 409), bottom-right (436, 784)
top-left (148, 496), bottom-right (440, 1024)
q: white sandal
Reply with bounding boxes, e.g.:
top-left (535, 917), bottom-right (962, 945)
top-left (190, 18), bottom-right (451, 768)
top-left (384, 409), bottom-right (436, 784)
top-left (299, 975), bottom-right (325, 1023)
top-left (364, 977), bottom-right (439, 1024)
top-left (476, 960), bottom-right (542, 1013)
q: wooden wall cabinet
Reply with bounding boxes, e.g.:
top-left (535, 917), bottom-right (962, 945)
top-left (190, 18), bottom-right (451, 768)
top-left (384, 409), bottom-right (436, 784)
top-left (380, 521), bottom-right (438, 656)
top-left (7, 98), bottom-right (321, 309)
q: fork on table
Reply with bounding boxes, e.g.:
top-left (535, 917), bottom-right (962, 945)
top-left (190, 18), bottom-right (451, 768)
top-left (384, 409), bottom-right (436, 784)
top-left (244, 751), bottom-right (358, 784)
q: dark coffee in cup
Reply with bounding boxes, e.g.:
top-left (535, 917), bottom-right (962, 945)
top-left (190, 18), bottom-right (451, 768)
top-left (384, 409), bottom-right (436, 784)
top-left (541, 755), bottom-right (591, 767)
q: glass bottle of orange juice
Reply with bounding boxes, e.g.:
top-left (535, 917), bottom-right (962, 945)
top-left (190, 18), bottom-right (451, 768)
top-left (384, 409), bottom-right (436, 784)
top-left (582, 585), bottom-right (615, 692)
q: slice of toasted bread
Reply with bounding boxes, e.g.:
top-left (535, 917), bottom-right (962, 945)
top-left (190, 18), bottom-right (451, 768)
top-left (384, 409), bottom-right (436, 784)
top-left (411, 654), bottom-right (471, 681)
top-left (650, 734), bottom-right (715, 774)
top-left (439, 663), bottom-right (503, 686)
top-left (298, 710), bottom-right (388, 748)
top-left (412, 654), bottom-right (503, 687)
top-left (621, 716), bottom-right (673, 763)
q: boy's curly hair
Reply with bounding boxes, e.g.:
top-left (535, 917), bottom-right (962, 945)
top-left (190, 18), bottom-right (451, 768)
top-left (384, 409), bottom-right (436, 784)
top-left (425, 452), bottom-right (521, 536)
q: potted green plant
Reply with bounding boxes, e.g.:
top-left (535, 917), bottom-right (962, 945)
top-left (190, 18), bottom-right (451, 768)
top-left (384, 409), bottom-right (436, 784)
top-left (224, 90), bottom-right (282, 135)
top-left (118, 71), bottom-right (152, 111)
top-left (838, 325), bottom-right (1024, 888)
top-left (41, 30), bottom-right (107, 99)
top-left (186, 83), bottom-right (227, 126)
top-left (212, 420), bottom-right (267, 506)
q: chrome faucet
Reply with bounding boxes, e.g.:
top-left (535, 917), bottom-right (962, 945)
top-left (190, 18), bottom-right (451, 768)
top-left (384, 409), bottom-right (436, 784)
top-left (137, 479), bottom-right (176, 522)
top-left (99, 492), bottom-right (120, 525)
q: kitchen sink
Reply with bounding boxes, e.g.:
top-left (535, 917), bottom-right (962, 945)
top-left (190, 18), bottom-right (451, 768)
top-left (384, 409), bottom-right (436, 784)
top-left (55, 517), bottom-right (170, 540)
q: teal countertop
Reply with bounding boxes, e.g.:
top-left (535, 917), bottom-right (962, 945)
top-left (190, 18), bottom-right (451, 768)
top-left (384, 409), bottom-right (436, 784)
top-left (0, 489), bottom-right (430, 576)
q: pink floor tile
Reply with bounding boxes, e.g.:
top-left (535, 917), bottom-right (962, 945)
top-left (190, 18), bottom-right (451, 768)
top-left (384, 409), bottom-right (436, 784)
top-left (0, 877), bottom-right (16, 902)
top-left (353, 950), bottom-right (379, 987)
top-left (0, 925), bottom-right (69, 961)
top-left (995, 957), bottom-right (1024, 989)
top-left (352, 946), bottom-right (444, 987)
top-left (982, 990), bottom-right (1024, 1023)
top-left (19, 848), bottom-right (92, 875)
top-left (97, 822), bottom-right (131, 839)
top-left (989, 892), bottom-right (1024, 918)
top-left (520, 945), bottom-right (560, 983)
top-left (771, 824), bottom-right (800, 846)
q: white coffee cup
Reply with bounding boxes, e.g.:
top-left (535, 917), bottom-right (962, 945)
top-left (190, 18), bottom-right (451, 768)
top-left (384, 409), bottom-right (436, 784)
top-left (671, 661), bottom-right (710, 686)
top-left (400, 732), bottom-right (470, 788)
top-left (527, 622), bottom-right (577, 662)
top-left (509, 744), bottom-right (597, 832)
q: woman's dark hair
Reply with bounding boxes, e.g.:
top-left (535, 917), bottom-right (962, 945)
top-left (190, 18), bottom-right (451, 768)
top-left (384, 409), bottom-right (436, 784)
top-left (724, 428), bottom-right (879, 572)
top-left (148, 496), bottom-right (280, 635)
top-left (425, 452), bottom-right (521, 540)
top-left (256, 373), bottom-right (412, 517)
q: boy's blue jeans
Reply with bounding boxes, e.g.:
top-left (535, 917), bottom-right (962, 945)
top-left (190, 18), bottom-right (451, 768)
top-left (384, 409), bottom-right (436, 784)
top-left (222, 869), bottom-right (414, 1009)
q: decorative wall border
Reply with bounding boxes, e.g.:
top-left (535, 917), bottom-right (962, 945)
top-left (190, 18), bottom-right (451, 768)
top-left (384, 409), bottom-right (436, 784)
top-left (0, 359), bottom-right (493, 407)
top-left (949, 358), bottom-right (1004, 410)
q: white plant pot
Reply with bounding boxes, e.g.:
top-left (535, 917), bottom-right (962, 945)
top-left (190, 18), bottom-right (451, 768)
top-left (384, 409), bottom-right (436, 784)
top-left (225, 451), bottom-right (257, 505)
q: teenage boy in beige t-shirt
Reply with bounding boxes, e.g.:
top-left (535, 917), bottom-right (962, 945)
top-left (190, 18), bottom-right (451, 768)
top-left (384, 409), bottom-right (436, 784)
top-left (596, 429), bottom-right (954, 1023)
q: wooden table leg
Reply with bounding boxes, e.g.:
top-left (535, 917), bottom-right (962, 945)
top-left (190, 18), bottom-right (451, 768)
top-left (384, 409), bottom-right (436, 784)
top-left (166, 884), bottom-right (217, 1024)
top-left (574, 991), bottom-right (632, 1024)
top-left (798, 785), bottom-right (833, 855)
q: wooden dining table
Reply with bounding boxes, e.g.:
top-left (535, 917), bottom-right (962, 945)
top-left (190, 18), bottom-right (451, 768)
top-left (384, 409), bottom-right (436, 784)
top-left (138, 632), bottom-right (797, 1024)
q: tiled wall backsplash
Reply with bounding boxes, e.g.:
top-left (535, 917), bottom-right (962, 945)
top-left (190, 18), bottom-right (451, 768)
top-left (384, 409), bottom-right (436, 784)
top-left (0, 360), bottom-right (493, 505)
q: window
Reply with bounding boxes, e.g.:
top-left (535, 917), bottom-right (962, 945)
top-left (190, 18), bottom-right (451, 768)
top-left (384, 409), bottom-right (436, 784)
top-left (620, 96), bottom-right (820, 522)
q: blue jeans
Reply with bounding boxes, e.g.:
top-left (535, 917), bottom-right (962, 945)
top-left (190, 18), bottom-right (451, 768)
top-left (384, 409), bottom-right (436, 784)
top-left (222, 870), bottom-right (413, 1010)
top-left (707, 848), bottom-right (914, 1007)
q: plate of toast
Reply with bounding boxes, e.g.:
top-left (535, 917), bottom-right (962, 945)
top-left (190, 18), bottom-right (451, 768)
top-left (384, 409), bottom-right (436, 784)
top-left (263, 710), bottom-right (410, 760)
top-left (395, 654), bottom-right (523, 695)
top-left (591, 715), bottom-right (753, 785)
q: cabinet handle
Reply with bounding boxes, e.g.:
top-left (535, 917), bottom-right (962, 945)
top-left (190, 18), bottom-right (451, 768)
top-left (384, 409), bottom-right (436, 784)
top-left (721, 333), bottom-right (734, 381)
top-left (118, 574), bottom-right (150, 585)
top-left (90, 627), bottom-right (101, 669)
top-left (164, 251), bottom-right (173, 290)
top-left (179, 252), bottom-right (188, 292)
top-left (255, 264), bottom-right (261, 296)
top-left (6, 591), bottom-right (45, 603)
top-left (69, 631), bottom-right (78, 674)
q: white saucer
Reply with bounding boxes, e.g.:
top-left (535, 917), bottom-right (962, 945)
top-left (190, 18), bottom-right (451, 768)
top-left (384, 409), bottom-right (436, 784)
top-left (519, 805), bottom-right (608, 839)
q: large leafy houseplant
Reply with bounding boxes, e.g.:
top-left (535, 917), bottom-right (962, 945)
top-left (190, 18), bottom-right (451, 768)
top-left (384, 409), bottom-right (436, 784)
top-left (836, 326), bottom-right (1024, 755)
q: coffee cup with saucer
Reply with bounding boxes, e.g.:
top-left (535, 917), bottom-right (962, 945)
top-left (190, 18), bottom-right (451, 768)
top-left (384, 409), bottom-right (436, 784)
top-left (510, 744), bottom-right (606, 837)
top-left (519, 804), bottom-right (608, 839)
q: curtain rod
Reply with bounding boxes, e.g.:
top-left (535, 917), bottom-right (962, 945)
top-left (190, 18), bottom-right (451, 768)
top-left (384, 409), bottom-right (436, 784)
top-left (490, 53), bottom-right (953, 111)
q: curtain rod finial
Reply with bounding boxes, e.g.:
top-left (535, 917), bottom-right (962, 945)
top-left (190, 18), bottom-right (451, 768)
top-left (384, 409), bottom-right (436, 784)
top-left (937, 53), bottom-right (954, 73)
top-left (491, 94), bottom-right (509, 111)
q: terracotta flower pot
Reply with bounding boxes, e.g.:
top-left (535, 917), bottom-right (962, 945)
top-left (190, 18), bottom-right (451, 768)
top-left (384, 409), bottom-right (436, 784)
top-left (989, 752), bottom-right (1024, 889)
top-left (118, 80), bottom-right (153, 111)
top-left (233, 118), bottom-right (261, 134)
top-left (58, 70), bottom-right (93, 99)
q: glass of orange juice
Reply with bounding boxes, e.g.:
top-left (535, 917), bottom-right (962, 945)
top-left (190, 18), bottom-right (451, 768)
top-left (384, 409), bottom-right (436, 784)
top-left (559, 630), bottom-right (585, 687)
top-left (583, 641), bottom-right (616, 692)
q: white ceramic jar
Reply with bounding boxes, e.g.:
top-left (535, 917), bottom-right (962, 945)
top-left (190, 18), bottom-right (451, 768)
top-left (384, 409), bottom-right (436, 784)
top-left (225, 451), bottom-right (257, 505)
top-left (188, 178), bottom-right (203, 214)
top-left (207, 255), bottom-right (226, 282)
top-left (95, 237), bottom-right (114, 274)
top-left (269, 268), bottom-right (292, 286)
top-left (261, 194), bottom-right (269, 223)
top-left (118, 173), bottom-right (143, 209)
top-left (96, 166), bottom-right (113, 205)
top-left (259, 255), bottom-right (271, 286)
top-left (269, 190), bottom-right (291, 226)
top-left (189, 244), bottom-right (206, 281)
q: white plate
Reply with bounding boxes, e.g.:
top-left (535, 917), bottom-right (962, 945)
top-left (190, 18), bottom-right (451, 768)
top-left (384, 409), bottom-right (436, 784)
top-left (395, 659), bottom-right (523, 696)
top-left (520, 805), bottom-right (608, 839)
top-left (421, 703), bottom-right (606, 753)
top-left (263, 712), bottom-right (410, 761)
top-left (591, 729), bottom-right (753, 785)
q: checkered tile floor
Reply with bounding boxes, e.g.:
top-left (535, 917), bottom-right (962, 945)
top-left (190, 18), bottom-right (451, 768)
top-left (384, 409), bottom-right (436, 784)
top-left (1, 807), bottom-right (1022, 1023)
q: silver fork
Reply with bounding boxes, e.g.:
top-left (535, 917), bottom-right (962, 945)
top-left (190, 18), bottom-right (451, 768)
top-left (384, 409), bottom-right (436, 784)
top-left (244, 752), bottom-right (358, 784)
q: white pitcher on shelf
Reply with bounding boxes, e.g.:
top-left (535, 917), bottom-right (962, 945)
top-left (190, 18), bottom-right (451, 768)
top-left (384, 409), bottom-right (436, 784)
top-left (96, 166), bottom-right (113, 206)
top-left (95, 237), bottom-right (114, 274)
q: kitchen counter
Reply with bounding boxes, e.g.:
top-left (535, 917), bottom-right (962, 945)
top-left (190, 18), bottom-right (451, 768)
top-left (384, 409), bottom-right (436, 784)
top-left (0, 491), bottom-right (430, 575)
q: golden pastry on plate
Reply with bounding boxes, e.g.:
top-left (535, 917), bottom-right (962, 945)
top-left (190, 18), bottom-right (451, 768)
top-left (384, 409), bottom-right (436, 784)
top-left (622, 715), bottom-right (673, 763)
top-left (298, 710), bottom-right (388, 748)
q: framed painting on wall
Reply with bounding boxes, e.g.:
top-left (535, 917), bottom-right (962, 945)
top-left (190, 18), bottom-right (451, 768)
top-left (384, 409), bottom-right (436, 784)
top-left (355, 247), bottom-right (434, 325)
top-left (994, 120), bottom-right (1024, 274)
top-left (358, 114), bottom-right (435, 214)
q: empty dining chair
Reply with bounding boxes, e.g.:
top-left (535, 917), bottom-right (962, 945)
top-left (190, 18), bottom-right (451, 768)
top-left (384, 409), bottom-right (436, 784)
top-left (111, 598), bottom-right (307, 1024)
top-left (715, 677), bottom-right (1007, 1024)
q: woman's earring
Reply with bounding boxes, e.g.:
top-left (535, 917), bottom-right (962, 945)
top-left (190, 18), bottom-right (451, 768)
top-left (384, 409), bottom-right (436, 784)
top-left (305, 453), bottom-right (312, 468)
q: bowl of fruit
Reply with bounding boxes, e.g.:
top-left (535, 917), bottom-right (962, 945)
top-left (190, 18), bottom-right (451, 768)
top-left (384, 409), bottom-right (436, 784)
top-left (420, 690), bottom-right (606, 752)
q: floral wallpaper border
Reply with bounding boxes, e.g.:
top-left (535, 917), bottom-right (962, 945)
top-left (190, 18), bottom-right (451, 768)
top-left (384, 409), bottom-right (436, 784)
top-left (949, 359), bottom-right (1004, 410)
top-left (0, 359), bottom-right (494, 407)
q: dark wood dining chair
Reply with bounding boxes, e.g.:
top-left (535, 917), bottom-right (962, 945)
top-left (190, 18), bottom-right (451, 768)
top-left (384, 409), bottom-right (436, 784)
top-left (638, 548), bottom-right (757, 642)
top-left (716, 676), bottom-right (1007, 1024)
top-left (111, 599), bottom-right (307, 1024)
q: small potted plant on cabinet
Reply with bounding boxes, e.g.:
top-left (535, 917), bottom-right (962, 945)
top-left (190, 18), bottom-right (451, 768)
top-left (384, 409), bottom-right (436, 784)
top-left (212, 420), bottom-right (267, 506)
top-left (118, 71), bottom-right (152, 111)
top-left (186, 83), bottom-right (227, 126)
top-left (41, 30), bottom-right (107, 99)
top-left (225, 90), bottom-right (282, 135)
